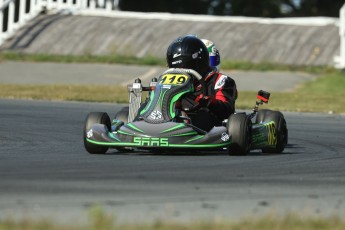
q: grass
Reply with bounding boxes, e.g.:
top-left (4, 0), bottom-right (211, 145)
top-left (0, 52), bottom-right (166, 66)
top-left (237, 73), bottom-right (345, 113)
top-left (1, 208), bottom-right (345, 230)
top-left (0, 52), bottom-right (344, 113)
top-left (0, 84), bottom-right (129, 103)
top-left (0, 72), bottom-right (344, 113)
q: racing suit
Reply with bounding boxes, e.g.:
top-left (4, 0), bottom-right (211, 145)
top-left (181, 71), bottom-right (237, 131)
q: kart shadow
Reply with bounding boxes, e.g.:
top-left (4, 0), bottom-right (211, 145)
top-left (247, 143), bottom-right (301, 156)
top-left (107, 143), bottom-right (300, 156)
top-left (107, 149), bottom-right (228, 156)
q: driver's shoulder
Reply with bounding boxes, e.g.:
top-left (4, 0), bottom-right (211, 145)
top-left (212, 72), bottom-right (235, 89)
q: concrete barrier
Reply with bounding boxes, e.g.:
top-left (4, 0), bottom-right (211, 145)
top-left (0, 1), bottom-right (344, 68)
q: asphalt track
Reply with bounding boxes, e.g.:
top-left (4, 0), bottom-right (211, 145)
top-left (0, 99), bottom-right (345, 224)
top-left (0, 61), bottom-right (317, 91)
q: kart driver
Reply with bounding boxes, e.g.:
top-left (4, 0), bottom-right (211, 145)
top-left (201, 38), bottom-right (221, 72)
top-left (166, 35), bottom-right (238, 131)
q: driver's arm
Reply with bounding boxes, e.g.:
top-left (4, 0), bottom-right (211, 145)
top-left (207, 76), bottom-right (237, 120)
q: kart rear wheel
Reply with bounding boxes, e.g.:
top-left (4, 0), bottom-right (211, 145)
top-left (257, 110), bottom-right (288, 153)
top-left (84, 112), bottom-right (111, 154)
top-left (255, 109), bottom-right (271, 123)
top-left (114, 106), bottom-right (129, 124)
top-left (227, 113), bottom-right (252, 156)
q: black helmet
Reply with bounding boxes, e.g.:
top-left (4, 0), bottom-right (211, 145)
top-left (166, 35), bottom-right (210, 77)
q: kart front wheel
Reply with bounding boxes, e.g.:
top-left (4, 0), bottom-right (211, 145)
top-left (114, 106), bottom-right (129, 124)
top-left (257, 110), bottom-right (288, 153)
top-left (227, 113), bottom-right (252, 156)
top-left (114, 107), bottom-right (131, 152)
top-left (84, 112), bottom-right (111, 154)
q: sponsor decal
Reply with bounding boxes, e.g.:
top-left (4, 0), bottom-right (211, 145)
top-left (132, 83), bottom-right (141, 89)
top-left (173, 53), bottom-right (181, 58)
top-left (87, 129), bottom-right (93, 138)
top-left (192, 52), bottom-right (199, 59)
top-left (149, 110), bottom-right (163, 120)
top-left (252, 122), bottom-right (277, 147)
top-left (266, 122), bottom-right (277, 145)
top-left (252, 132), bottom-right (266, 145)
top-left (221, 132), bottom-right (230, 142)
top-left (162, 85), bottom-right (172, 89)
top-left (172, 60), bottom-right (182, 65)
top-left (215, 75), bottom-right (227, 89)
top-left (133, 137), bottom-right (169, 147)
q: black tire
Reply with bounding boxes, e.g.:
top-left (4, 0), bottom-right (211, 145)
top-left (113, 107), bottom-right (130, 152)
top-left (83, 112), bottom-right (111, 154)
top-left (227, 113), bottom-right (252, 156)
top-left (258, 110), bottom-right (288, 153)
top-left (114, 106), bottom-right (129, 124)
top-left (255, 109), bottom-right (271, 124)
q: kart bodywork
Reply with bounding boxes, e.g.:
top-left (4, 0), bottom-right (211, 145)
top-left (84, 68), bottom-right (288, 155)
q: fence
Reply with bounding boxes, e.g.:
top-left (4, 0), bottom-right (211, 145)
top-left (0, 0), bottom-right (117, 47)
top-left (334, 3), bottom-right (345, 69)
top-left (0, 0), bottom-right (344, 69)
top-left (1, 0), bottom-right (43, 46)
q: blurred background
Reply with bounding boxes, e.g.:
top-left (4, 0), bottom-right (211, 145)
top-left (118, 0), bottom-right (344, 17)
top-left (1, 0), bottom-right (344, 68)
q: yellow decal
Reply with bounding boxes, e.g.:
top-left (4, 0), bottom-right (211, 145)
top-left (266, 122), bottom-right (277, 145)
top-left (160, 74), bottom-right (189, 85)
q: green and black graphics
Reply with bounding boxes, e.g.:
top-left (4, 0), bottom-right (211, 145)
top-left (139, 73), bottom-right (194, 123)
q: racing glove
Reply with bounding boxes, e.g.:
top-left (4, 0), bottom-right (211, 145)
top-left (196, 95), bottom-right (216, 108)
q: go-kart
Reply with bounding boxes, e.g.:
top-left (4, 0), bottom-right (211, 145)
top-left (83, 68), bottom-right (288, 155)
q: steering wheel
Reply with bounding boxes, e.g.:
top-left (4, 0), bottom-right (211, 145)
top-left (162, 68), bottom-right (210, 112)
